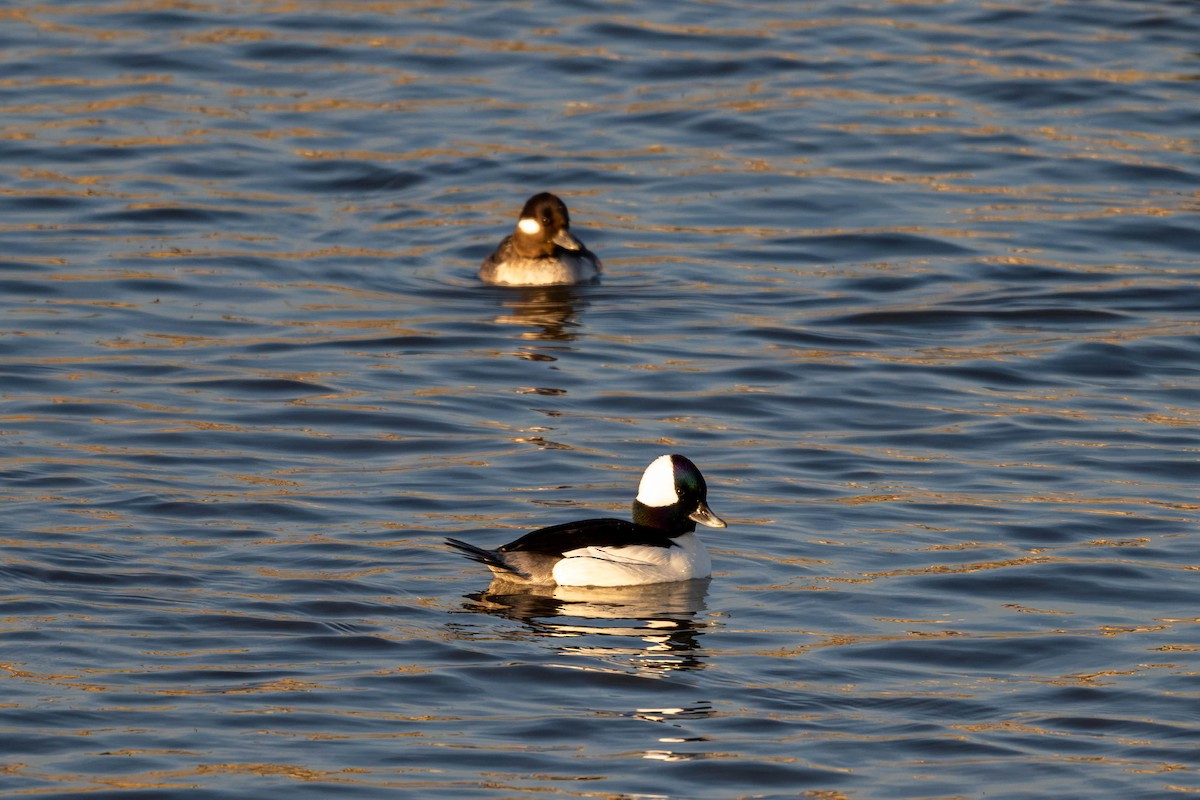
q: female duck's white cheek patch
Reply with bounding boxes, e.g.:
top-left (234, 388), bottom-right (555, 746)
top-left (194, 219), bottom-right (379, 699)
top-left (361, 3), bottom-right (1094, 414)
top-left (518, 218), bottom-right (541, 235)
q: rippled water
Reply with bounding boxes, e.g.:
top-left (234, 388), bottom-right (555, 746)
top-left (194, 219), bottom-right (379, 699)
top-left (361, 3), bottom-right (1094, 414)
top-left (3, 1), bottom-right (1199, 798)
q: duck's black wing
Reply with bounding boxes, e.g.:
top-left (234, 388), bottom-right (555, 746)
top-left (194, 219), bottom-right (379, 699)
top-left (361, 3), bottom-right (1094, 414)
top-left (498, 518), bottom-right (677, 556)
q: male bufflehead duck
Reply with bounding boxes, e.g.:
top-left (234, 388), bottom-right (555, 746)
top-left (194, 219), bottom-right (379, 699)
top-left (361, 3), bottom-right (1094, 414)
top-left (446, 454), bottom-right (726, 587)
top-left (479, 192), bottom-right (602, 286)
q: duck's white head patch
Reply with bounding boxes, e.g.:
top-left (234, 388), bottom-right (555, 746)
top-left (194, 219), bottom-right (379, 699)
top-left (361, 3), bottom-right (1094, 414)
top-left (517, 217), bottom-right (541, 236)
top-left (636, 455), bottom-right (679, 508)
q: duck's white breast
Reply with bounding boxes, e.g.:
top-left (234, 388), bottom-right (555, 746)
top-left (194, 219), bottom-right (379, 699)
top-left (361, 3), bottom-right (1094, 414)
top-left (486, 255), bottom-right (599, 287)
top-left (551, 533), bottom-right (711, 587)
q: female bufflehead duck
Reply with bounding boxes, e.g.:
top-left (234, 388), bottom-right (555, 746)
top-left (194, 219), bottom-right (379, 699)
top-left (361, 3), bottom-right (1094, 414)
top-left (446, 455), bottom-right (726, 587)
top-left (479, 192), bottom-right (602, 286)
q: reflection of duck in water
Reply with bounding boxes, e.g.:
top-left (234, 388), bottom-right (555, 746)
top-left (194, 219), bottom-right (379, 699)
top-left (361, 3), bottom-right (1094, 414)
top-left (446, 455), bottom-right (727, 587)
top-left (493, 284), bottom-right (585, 344)
top-left (460, 578), bottom-right (711, 673)
top-left (479, 192), bottom-right (602, 286)
top-left (472, 577), bottom-right (711, 621)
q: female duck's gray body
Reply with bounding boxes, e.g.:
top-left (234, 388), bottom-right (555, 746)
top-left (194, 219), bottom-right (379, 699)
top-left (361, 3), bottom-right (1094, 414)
top-left (479, 192), bottom-right (602, 286)
top-left (446, 455), bottom-right (726, 587)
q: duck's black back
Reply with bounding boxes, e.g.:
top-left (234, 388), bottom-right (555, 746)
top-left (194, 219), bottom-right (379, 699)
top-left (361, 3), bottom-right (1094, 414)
top-left (499, 518), bottom-right (678, 556)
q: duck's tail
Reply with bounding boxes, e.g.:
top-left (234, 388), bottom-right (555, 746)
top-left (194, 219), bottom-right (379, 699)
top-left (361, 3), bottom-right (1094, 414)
top-left (445, 538), bottom-right (523, 577)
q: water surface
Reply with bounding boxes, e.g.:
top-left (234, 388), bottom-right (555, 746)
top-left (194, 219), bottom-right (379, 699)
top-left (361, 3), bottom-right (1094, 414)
top-left (2, 1), bottom-right (1199, 798)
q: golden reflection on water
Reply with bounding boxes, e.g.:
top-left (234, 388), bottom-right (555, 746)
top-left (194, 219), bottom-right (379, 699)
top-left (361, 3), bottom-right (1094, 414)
top-left (3, 1), bottom-right (1194, 270)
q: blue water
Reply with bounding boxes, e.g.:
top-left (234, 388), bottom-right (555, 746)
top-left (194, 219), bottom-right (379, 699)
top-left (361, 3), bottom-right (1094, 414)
top-left (2, 1), bottom-right (1199, 798)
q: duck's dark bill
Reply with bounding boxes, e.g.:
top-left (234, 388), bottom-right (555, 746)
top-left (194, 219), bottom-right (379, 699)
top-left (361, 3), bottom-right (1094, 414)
top-left (689, 502), bottom-right (726, 528)
top-left (552, 229), bottom-right (583, 251)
